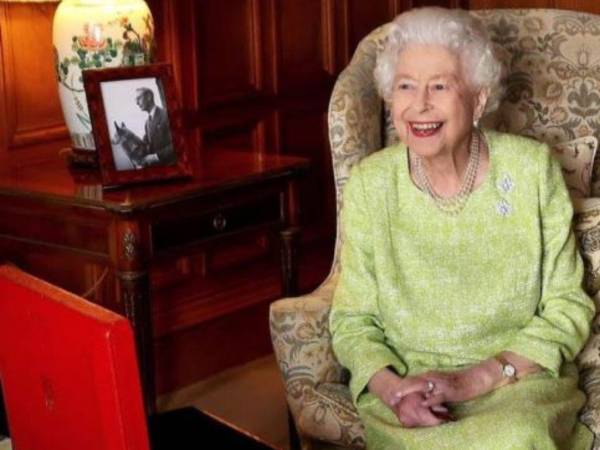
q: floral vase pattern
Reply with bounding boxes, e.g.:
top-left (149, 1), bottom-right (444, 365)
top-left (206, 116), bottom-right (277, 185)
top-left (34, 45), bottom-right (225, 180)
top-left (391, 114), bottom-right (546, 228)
top-left (53, 0), bottom-right (154, 151)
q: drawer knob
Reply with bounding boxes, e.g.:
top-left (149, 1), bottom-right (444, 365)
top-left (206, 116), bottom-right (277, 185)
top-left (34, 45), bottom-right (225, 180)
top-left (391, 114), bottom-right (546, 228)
top-left (212, 213), bottom-right (227, 231)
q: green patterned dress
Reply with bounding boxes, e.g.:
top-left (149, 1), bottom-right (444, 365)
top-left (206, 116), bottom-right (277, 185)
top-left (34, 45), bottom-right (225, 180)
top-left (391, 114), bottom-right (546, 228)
top-left (330, 130), bottom-right (595, 450)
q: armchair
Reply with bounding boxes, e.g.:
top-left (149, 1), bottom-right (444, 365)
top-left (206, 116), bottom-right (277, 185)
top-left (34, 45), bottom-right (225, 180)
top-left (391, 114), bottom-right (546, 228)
top-left (270, 8), bottom-right (600, 450)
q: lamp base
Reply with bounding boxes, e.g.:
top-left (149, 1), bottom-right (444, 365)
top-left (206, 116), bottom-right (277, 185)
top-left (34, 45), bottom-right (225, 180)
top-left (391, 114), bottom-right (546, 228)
top-left (60, 148), bottom-right (99, 169)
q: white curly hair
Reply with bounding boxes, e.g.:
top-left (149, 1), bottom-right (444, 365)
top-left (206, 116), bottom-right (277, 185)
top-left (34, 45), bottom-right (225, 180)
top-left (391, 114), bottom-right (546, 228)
top-left (374, 7), bottom-right (504, 116)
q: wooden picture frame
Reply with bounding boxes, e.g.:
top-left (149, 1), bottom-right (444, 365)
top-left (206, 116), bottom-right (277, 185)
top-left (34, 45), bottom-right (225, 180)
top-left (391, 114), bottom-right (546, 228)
top-left (83, 64), bottom-right (191, 188)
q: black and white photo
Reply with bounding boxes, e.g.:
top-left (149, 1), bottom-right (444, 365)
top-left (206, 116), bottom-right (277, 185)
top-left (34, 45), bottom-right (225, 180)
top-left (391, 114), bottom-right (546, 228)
top-left (83, 64), bottom-right (191, 188)
top-left (101, 78), bottom-right (177, 171)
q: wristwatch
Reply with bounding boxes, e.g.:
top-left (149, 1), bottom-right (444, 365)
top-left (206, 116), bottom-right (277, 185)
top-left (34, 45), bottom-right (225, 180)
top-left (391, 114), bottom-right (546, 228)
top-left (494, 355), bottom-right (517, 383)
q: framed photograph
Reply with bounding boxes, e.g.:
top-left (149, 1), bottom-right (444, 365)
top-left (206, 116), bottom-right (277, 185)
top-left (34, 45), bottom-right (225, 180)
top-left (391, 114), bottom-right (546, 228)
top-left (83, 63), bottom-right (192, 188)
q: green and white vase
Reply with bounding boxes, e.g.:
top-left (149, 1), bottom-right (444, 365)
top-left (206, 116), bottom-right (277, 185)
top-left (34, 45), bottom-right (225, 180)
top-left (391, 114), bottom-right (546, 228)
top-left (53, 0), bottom-right (154, 152)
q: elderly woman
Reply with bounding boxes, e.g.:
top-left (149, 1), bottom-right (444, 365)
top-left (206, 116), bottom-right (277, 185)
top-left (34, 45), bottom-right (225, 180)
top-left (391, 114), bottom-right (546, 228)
top-left (329, 7), bottom-right (595, 450)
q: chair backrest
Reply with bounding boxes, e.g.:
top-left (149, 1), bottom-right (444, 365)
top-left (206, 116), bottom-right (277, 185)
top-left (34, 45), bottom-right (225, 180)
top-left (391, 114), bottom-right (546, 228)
top-left (327, 8), bottom-right (600, 273)
top-left (0, 265), bottom-right (150, 450)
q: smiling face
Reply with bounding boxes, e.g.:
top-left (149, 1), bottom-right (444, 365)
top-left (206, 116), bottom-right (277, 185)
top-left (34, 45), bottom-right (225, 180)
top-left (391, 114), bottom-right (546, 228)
top-left (391, 44), bottom-right (488, 161)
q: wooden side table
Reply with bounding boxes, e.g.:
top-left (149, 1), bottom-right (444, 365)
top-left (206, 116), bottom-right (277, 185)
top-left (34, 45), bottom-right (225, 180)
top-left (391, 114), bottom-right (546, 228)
top-left (0, 147), bottom-right (309, 415)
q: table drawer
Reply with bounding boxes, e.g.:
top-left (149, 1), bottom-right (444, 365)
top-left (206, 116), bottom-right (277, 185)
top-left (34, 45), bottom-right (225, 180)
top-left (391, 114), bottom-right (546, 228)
top-left (152, 194), bottom-right (281, 252)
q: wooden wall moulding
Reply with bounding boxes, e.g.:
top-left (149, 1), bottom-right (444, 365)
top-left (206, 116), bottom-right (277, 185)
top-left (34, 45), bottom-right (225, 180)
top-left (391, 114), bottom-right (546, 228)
top-left (195, 0), bottom-right (274, 108)
top-left (203, 113), bottom-right (278, 156)
top-left (0, 2), bottom-right (67, 152)
top-left (334, 0), bottom-right (401, 67)
top-left (272, 0), bottom-right (336, 93)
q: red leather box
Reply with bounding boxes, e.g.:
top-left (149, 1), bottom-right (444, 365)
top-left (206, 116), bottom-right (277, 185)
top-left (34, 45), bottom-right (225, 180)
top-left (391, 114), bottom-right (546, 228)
top-left (0, 265), bottom-right (149, 450)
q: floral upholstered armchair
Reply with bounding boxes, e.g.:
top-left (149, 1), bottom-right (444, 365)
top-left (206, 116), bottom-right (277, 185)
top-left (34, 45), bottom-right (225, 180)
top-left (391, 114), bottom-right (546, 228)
top-left (270, 9), bottom-right (600, 450)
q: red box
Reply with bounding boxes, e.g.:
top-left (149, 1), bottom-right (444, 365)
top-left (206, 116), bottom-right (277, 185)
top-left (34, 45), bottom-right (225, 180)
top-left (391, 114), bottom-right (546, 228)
top-left (0, 265), bottom-right (150, 450)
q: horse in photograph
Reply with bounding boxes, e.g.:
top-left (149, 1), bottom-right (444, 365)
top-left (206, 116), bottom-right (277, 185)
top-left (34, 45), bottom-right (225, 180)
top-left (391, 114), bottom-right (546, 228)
top-left (111, 121), bottom-right (148, 170)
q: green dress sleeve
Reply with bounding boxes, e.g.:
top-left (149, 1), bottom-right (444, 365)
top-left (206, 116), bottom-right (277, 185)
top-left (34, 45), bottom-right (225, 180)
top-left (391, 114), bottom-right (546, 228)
top-left (330, 165), bottom-right (407, 403)
top-left (504, 147), bottom-right (596, 376)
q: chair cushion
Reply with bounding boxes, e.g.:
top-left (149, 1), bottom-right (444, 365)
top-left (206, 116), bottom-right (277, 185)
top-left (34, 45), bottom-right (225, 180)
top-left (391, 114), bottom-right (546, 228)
top-left (551, 136), bottom-right (598, 199)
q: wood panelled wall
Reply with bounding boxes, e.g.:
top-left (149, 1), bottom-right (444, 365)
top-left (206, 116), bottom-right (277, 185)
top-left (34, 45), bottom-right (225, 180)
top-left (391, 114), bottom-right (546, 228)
top-left (2, 0), bottom-right (600, 391)
top-left (0, 3), bottom-right (66, 151)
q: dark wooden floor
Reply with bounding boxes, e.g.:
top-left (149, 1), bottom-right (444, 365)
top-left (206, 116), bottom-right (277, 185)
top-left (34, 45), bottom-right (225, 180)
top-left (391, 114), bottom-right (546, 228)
top-left (151, 407), bottom-right (277, 450)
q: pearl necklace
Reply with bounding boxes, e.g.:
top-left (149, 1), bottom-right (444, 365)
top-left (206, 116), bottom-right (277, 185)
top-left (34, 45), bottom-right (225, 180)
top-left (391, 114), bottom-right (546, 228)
top-left (410, 130), bottom-right (481, 216)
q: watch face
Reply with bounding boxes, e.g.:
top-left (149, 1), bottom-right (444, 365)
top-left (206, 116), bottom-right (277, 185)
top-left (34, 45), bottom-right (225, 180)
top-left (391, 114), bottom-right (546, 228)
top-left (503, 364), bottom-right (516, 378)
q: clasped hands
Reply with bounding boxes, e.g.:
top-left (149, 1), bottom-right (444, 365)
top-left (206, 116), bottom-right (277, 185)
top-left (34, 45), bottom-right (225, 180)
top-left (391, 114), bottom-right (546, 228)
top-left (367, 364), bottom-right (494, 428)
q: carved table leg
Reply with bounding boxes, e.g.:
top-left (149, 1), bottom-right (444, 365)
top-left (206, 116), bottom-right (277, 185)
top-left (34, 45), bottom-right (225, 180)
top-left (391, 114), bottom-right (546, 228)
top-left (281, 179), bottom-right (303, 446)
top-left (280, 227), bottom-right (300, 297)
top-left (281, 179), bottom-right (301, 297)
top-left (110, 219), bottom-right (156, 415)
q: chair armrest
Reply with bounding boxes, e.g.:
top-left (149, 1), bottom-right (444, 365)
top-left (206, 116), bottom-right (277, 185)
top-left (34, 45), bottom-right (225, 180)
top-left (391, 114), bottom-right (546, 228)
top-left (578, 300), bottom-right (600, 444)
top-left (578, 361), bottom-right (600, 450)
top-left (297, 383), bottom-right (365, 449)
top-left (269, 273), bottom-right (347, 409)
top-left (270, 272), bottom-right (365, 447)
top-left (577, 289), bottom-right (600, 447)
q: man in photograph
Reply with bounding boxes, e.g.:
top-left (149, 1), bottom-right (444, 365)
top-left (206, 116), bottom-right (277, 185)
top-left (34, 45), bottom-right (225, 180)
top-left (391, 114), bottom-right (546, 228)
top-left (135, 87), bottom-right (177, 167)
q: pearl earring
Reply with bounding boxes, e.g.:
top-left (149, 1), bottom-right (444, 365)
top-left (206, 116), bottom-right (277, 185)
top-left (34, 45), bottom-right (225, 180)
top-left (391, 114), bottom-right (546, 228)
top-left (473, 117), bottom-right (480, 128)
